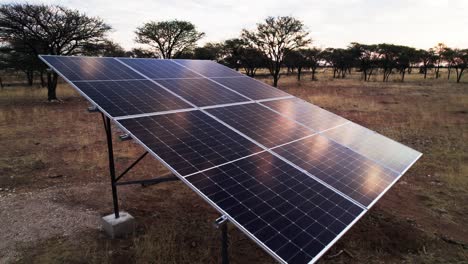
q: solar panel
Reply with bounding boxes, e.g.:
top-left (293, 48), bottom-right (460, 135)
top-left (39, 55), bottom-right (422, 264)
top-left (186, 151), bottom-right (365, 263)
top-left (212, 76), bottom-right (291, 100)
top-left (323, 122), bottom-right (421, 173)
top-left (118, 58), bottom-right (201, 79)
top-left (272, 134), bottom-right (398, 207)
top-left (261, 98), bottom-right (348, 132)
top-left (117, 110), bottom-right (263, 176)
top-left (41, 55), bottom-right (142, 81)
top-left (173, 59), bottom-right (244, 77)
top-left (74, 80), bottom-right (193, 117)
top-left (206, 103), bottom-right (314, 148)
top-left (154, 78), bottom-right (251, 107)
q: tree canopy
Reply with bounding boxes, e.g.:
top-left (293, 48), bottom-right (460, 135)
top-left (242, 16), bottom-right (311, 86)
top-left (135, 20), bottom-right (205, 59)
top-left (0, 3), bottom-right (111, 100)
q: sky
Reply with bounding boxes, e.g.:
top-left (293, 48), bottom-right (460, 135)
top-left (9, 0), bottom-right (468, 50)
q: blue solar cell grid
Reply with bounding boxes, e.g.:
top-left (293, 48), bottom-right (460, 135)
top-left (186, 151), bottom-right (364, 264)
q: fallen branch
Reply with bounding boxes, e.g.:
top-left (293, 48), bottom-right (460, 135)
top-left (326, 250), bottom-right (343, 259)
top-left (344, 249), bottom-right (355, 259)
top-left (326, 249), bottom-right (355, 260)
top-left (439, 235), bottom-right (468, 249)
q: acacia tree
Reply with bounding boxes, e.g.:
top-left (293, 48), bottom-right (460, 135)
top-left (452, 49), bottom-right (468, 83)
top-left (0, 4), bottom-right (111, 101)
top-left (377, 44), bottom-right (400, 82)
top-left (418, 49), bottom-right (435, 79)
top-left (222, 38), bottom-right (245, 71)
top-left (239, 47), bottom-right (267, 77)
top-left (442, 47), bottom-right (456, 80)
top-left (395, 46), bottom-right (417, 82)
top-left (433, 43), bottom-right (447, 79)
top-left (82, 40), bottom-right (126, 57)
top-left (135, 20), bottom-right (204, 59)
top-left (284, 50), bottom-right (308, 80)
top-left (242, 16), bottom-right (310, 87)
top-left (322, 48), bottom-right (354, 79)
top-left (0, 41), bottom-right (42, 86)
top-left (301, 48), bottom-right (322, 81)
top-left (350, 43), bottom-right (378, 81)
top-left (193, 42), bottom-right (224, 61)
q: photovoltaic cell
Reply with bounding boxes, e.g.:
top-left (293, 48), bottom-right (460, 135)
top-left (117, 111), bottom-right (263, 176)
top-left (173, 59), bottom-right (244, 77)
top-left (118, 58), bottom-right (201, 79)
top-left (261, 98), bottom-right (348, 132)
top-left (206, 103), bottom-right (314, 148)
top-left (41, 55), bottom-right (142, 81)
top-left (154, 78), bottom-right (250, 107)
top-left (74, 80), bottom-right (192, 117)
top-left (322, 122), bottom-right (422, 173)
top-left (186, 151), bottom-right (365, 264)
top-left (212, 76), bottom-right (291, 100)
top-left (272, 135), bottom-right (399, 207)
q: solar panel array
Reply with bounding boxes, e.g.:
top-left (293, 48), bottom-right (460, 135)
top-left (40, 55), bottom-right (421, 264)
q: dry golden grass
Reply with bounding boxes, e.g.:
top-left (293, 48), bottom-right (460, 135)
top-left (0, 71), bottom-right (467, 264)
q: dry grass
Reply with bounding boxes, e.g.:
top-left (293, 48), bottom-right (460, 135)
top-left (0, 71), bottom-right (467, 263)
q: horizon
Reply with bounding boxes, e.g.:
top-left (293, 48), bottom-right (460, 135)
top-left (13, 0), bottom-right (468, 50)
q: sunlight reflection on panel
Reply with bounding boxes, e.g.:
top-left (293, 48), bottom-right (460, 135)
top-left (261, 98), bottom-right (348, 132)
top-left (273, 135), bottom-right (399, 207)
top-left (323, 122), bottom-right (422, 173)
top-left (206, 103), bottom-right (314, 148)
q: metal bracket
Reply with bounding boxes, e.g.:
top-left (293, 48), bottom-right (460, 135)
top-left (88, 105), bottom-right (99, 112)
top-left (119, 134), bottom-right (132, 141)
top-left (213, 215), bottom-right (229, 228)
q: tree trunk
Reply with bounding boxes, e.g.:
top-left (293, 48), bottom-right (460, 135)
top-left (367, 68), bottom-right (374, 81)
top-left (0, 77), bottom-right (3, 89)
top-left (401, 70), bottom-right (406, 82)
top-left (456, 68), bottom-right (464, 83)
top-left (447, 67), bottom-right (451, 80)
top-left (271, 63), bottom-right (281, 87)
top-left (47, 71), bottom-right (59, 101)
top-left (423, 67), bottom-right (427, 79)
top-left (311, 68), bottom-right (316, 81)
top-left (26, 71), bottom-right (34, 86)
top-left (252, 68), bottom-right (257, 77)
top-left (273, 75), bottom-right (278, 87)
top-left (40, 70), bottom-right (46, 87)
top-left (297, 67), bottom-right (302, 81)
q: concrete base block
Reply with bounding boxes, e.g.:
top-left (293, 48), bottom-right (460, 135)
top-left (101, 211), bottom-right (135, 238)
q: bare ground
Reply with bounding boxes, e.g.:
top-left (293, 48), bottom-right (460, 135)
top-left (0, 72), bottom-right (467, 263)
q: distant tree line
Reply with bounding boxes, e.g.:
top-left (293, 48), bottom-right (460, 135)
top-left (0, 3), bottom-right (466, 100)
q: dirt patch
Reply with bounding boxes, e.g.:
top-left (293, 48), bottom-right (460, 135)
top-left (0, 184), bottom-right (102, 262)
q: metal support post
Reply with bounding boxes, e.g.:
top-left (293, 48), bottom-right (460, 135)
top-left (103, 114), bottom-right (120, 219)
top-left (214, 215), bottom-right (229, 264)
top-left (221, 222), bottom-right (229, 264)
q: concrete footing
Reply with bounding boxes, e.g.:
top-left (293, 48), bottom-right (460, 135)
top-left (101, 211), bottom-right (135, 238)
